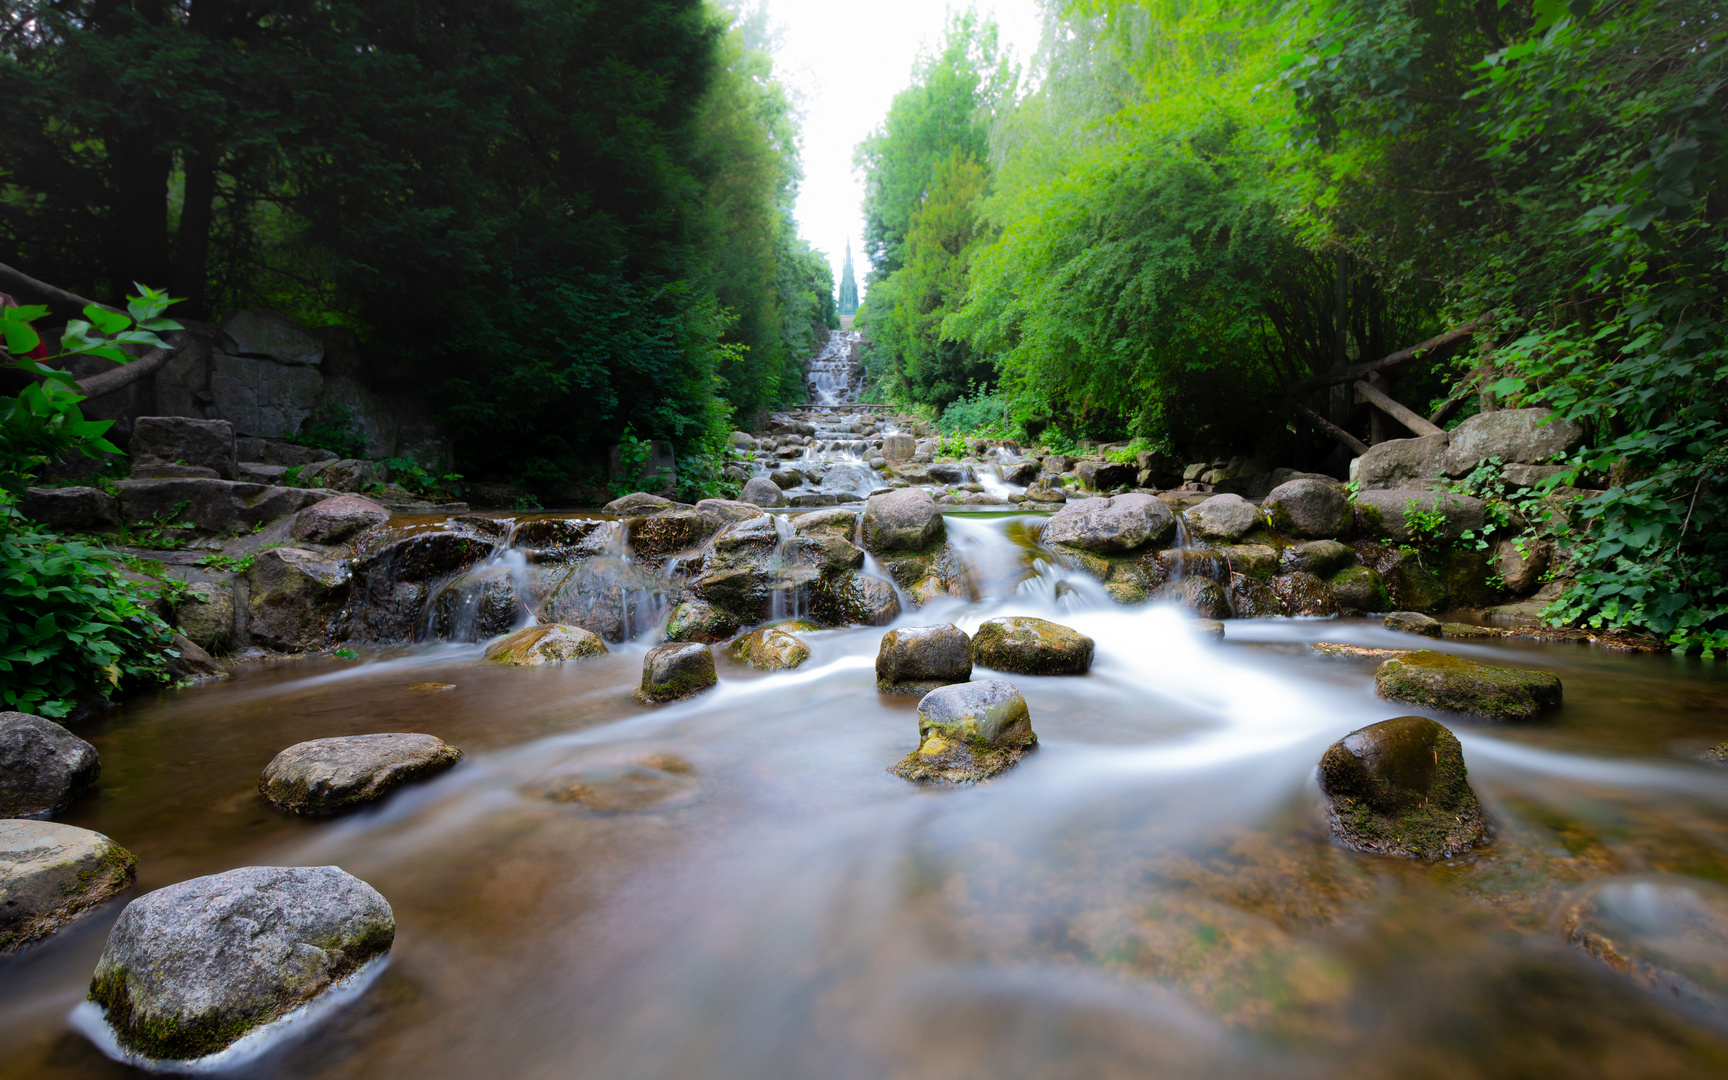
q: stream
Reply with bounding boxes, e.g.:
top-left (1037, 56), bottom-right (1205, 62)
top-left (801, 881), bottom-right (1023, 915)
top-left (3, 505), bottom-right (1728, 1078)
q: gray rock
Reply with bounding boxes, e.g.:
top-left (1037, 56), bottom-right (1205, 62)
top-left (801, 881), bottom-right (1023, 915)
top-left (131, 463), bottom-right (220, 479)
top-left (810, 571), bottom-right (901, 627)
top-left (165, 633), bottom-right (228, 682)
top-left (1440, 407), bottom-right (1584, 476)
top-left (237, 462), bottom-right (289, 484)
top-left (1153, 577), bottom-right (1232, 619)
top-left (88, 865), bottom-right (394, 1061)
top-left (1354, 432), bottom-right (1449, 490)
top-left (1280, 539), bottom-right (1356, 577)
top-left (115, 478), bottom-right (337, 535)
top-left (295, 458), bottom-right (382, 493)
top-left (0, 712), bottom-right (100, 818)
top-left (482, 623), bottom-right (606, 665)
top-left (1329, 565), bottom-right (1391, 613)
top-left (876, 623), bottom-right (972, 694)
top-left (1185, 493), bottom-right (1260, 542)
top-left (603, 492), bottom-right (681, 516)
top-left (770, 468), bottom-right (802, 489)
top-left (1492, 536), bottom-right (1550, 595)
top-left (542, 557), bottom-right (669, 642)
top-left (19, 486), bottom-right (117, 531)
top-left (880, 432), bottom-right (916, 463)
top-left (636, 642), bottom-right (718, 703)
top-left (1262, 478), bottom-right (1352, 539)
top-left (1, 820), bottom-right (134, 952)
top-left (862, 487), bottom-right (944, 551)
top-left (729, 624), bottom-right (812, 670)
top-left (1501, 463), bottom-right (1567, 489)
top-left (174, 582), bottom-right (235, 654)
top-left (1023, 482), bottom-right (1068, 503)
top-left (1319, 715), bottom-right (1487, 859)
top-left (891, 680), bottom-right (1037, 785)
top-left (1384, 610), bottom-right (1442, 637)
top-left (234, 437), bottom-right (337, 467)
top-left (246, 548), bottom-right (351, 652)
top-left (260, 733), bottom-right (462, 815)
top-left (1043, 493), bottom-right (1175, 553)
top-left (740, 477), bottom-right (787, 507)
top-left (221, 309), bottom-right (326, 366)
top-left (792, 506), bottom-right (859, 539)
top-left (129, 416), bottom-right (238, 480)
top-left (970, 616), bottom-right (1093, 675)
top-left (1074, 460), bottom-right (1136, 491)
top-left (291, 495), bottom-right (390, 545)
top-left (662, 600), bottom-right (739, 643)
top-left (1354, 488), bottom-right (1487, 543)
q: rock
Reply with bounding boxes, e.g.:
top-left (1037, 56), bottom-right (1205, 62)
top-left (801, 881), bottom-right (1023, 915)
top-left (114, 478), bottom-right (336, 535)
top-left (533, 754), bottom-right (699, 813)
top-left (87, 865), bottom-right (394, 1061)
top-left (970, 616), bottom-right (1094, 675)
top-left (1433, 547), bottom-right (1499, 609)
top-left (1328, 565), bottom-right (1391, 613)
top-left (1153, 577), bottom-right (1232, 619)
top-left (663, 600), bottom-right (740, 643)
top-left (891, 680), bottom-right (1037, 785)
top-left (1185, 493), bottom-right (1260, 542)
top-left (174, 582), bottom-right (235, 654)
top-left (541, 557), bottom-right (668, 643)
top-left (1310, 643), bottom-right (1411, 661)
top-left (483, 623), bottom-right (606, 665)
top-left (1384, 611), bottom-right (1442, 637)
top-left (1271, 571), bottom-right (1337, 616)
top-left (770, 468), bottom-right (802, 489)
top-left (1501, 463), bottom-right (1566, 489)
top-left (129, 416), bottom-right (238, 480)
top-left (131, 463), bottom-right (220, 479)
top-left (693, 499), bottom-right (763, 528)
top-left (1440, 407), bottom-right (1584, 476)
top-left (1377, 549), bottom-right (1449, 611)
top-left (1375, 650), bottom-right (1562, 721)
top-left (1441, 622), bottom-right (1503, 639)
top-left (810, 571), bottom-right (901, 627)
top-left (291, 495), bottom-right (391, 545)
top-left (999, 459), bottom-right (1040, 485)
top-left (603, 492), bottom-right (681, 516)
top-left (1043, 493), bottom-right (1175, 554)
top-left (1227, 572), bottom-right (1285, 617)
top-left (246, 548), bottom-right (350, 652)
top-left (880, 432), bottom-right (916, 463)
top-left (1353, 433), bottom-right (1450, 490)
top-left (1262, 478), bottom-right (1352, 539)
top-left (928, 462), bottom-right (970, 485)
top-left (636, 642), bottom-right (717, 703)
top-left (728, 430), bottom-right (755, 450)
top-left (1075, 460), bottom-right (1136, 491)
top-left (1318, 715), bottom-right (1488, 858)
top-left (1218, 543), bottom-right (1279, 578)
top-left (729, 625), bottom-right (811, 670)
top-left (876, 624), bottom-right (972, 694)
top-left (164, 633), bottom-right (227, 682)
top-left (221, 309), bottom-right (326, 366)
top-left (1561, 875), bottom-right (1728, 1018)
top-left (509, 518), bottom-right (609, 558)
top-left (862, 487), bottom-right (944, 552)
top-left (0, 820), bottom-right (134, 952)
top-left (1353, 488), bottom-right (1488, 543)
top-left (234, 438), bottom-right (337, 467)
top-left (260, 733), bottom-right (461, 815)
top-left (1192, 618), bottom-right (1226, 639)
top-left (792, 506), bottom-right (859, 539)
top-left (0, 712), bottom-right (100, 818)
top-left (1023, 482), bottom-right (1068, 503)
top-left (295, 458), bottom-right (382, 493)
top-left (1491, 536), bottom-right (1550, 595)
top-left (19, 486), bottom-right (117, 531)
top-left (627, 509), bottom-right (716, 559)
top-left (739, 477), bottom-right (786, 507)
top-left (1280, 539), bottom-right (1355, 577)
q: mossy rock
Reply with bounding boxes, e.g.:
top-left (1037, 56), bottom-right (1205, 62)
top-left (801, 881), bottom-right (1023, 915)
top-left (482, 623), bottom-right (606, 665)
top-left (1328, 565), bottom-right (1391, 613)
top-left (1434, 547), bottom-right (1500, 609)
top-left (892, 680), bottom-right (1037, 786)
top-left (728, 624), bottom-right (812, 671)
top-left (0, 821), bottom-right (135, 953)
top-left (970, 616), bottom-right (1094, 675)
top-left (1375, 649), bottom-right (1562, 721)
top-left (1217, 543), bottom-right (1279, 578)
top-left (1319, 715), bottom-right (1488, 858)
top-left (1379, 552), bottom-right (1448, 612)
top-left (663, 600), bottom-right (739, 644)
top-left (636, 642), bottom-right (718, 703)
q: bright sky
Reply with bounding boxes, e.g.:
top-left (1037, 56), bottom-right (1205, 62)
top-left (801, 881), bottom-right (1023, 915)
top-left (758, 0), bottom-right (1045, 293)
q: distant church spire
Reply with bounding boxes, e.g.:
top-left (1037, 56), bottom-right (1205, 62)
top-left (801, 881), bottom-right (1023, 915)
top-left (838, 240), bottom-right (859, 317)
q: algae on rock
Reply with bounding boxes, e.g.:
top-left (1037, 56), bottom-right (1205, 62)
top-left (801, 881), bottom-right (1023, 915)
top-left (1375, 650), bottom-right (1562, 721)
top-left (1318, 715), bottom-right (1488, 858)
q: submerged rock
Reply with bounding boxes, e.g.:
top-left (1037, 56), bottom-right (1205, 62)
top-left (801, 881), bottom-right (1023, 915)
top-left (1310, 643), bottom-right (1412, 662)
top-left (1561, 875), bottom-right (1728, 1020)
top-left (260, 733), bottom-right (462, 815)
top-left (1375, 650), bottom-right (1562, 721)
top-left (0, 820), bottom-right (135, 952)
top-left (729, 624), bottom-right (811, 671)
top-left (87, 865), bottom-right (395, 1061)
top-left (1185, 493), bottom-right (1260, 542)
top-left (636, 642), bottom-right (718, 703)
top-left (1318, 715), bottom-right (1488, 859)
top-left (891, 680), bottom-right (1037, 785)
top-left (876, 624), bottom-right (972, 694)
top-left (535, 754), bottom-right (699, 813)
top-left (662, 600), bottom-right (740, 643)
top-left (1262, 478), bottom-right (1352, 539)
top-left (0, 711), bottom-right (100, 818)
top-left (1043, 493), bottom-right (1174, 554)
top-left (483, 623), bottom-right (607, 665)
top-left (1384, 610), bottom-right (1442, 637)
top-left (969, 616), bottom-right (1094, 675)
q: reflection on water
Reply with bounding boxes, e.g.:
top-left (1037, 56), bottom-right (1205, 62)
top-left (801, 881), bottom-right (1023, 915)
top-left (4, 511), bottom-right (1728, 1079)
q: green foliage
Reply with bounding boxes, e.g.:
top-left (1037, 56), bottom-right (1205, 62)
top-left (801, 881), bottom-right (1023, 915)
top-left (382, 457), bottom-right (463, 500)
top-left (196, 553), bottom-right (254, 574)
top-left (936, 383), bottom-right (1016, 438)
top-left (286, 404), bottom-right (367, 461)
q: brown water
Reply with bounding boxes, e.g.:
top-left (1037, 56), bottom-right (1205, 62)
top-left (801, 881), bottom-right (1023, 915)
top-left (4, 512), bottom-right (1728, 1079)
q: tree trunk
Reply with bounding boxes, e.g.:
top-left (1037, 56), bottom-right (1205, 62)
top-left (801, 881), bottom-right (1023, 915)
top-left (172, 148), bottom-right (218, 317)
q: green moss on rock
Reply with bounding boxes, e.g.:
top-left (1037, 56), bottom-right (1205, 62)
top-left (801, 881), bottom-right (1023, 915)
top-left (1375, 649), bottom-right (1562, 721)
top-left (1318, 715), bottom-right (1488, 858)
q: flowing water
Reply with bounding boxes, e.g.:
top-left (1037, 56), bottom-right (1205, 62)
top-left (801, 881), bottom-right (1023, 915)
top-left (4, 508), bottom-right (1728, 1079)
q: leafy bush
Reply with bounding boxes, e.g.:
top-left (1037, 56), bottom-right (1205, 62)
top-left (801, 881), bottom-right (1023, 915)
top-left (285, 403), bottom-right (367, 460)
top-left (936, 383), bottom-right (1017, 438)
top-left (381, 457), bottom-right (463, 500)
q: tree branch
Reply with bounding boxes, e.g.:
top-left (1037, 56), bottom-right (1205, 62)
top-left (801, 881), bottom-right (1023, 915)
top-left (0, 262), bottom-right (118, 319)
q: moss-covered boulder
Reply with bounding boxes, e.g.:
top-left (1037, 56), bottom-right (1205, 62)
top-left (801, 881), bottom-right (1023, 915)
top-left (1434, 547), bottom-right (1501, 609)
top-left (1153, 576), bottom-right (1232, 619)
top-left (891, 680), bottom-right (1037, 785)
top-left (1375, 650), bottom-right (1562, 721)
top-left (729, 624), bottom-right (812, 670)
top-left (1271, 571), bottom-right (1337, 616)
top-left (482, 623), bottom-right (606, 665)
top-left (1218, 543), bottom-right (1278, 578)
top-left (662, 600), bottom-right (740, 644)
top-left (1378, 550), bottom-right (1449, 611)
top-left (1, 820), bottom-right (134, 953)
top-left (970, 616), bottom-right (1094, 675)
top-left (636, 642), bottom-right (718, 703)
top-left (1318, 715), bottom-right (1488, 858)
top-left (87, 865), bottom-right (394, 1062)
top-left (876, 624), bottom-right (972, 694)
top-left (259, 733), bottom-right (461, 816)
top-left (1328, 565), bottom-right (1391, 613)
top-left (809, 570), bottom-right (901, 627)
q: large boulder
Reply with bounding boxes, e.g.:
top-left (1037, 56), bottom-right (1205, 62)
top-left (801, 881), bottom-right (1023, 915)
top-left (1318, 715), bottom-right (1488, 858)
top-left (221, 309), bottom-right (326, 366)
top-left (636, 642), bottom-right (717, 703)
top-left (260, 733), bottom-right (461, 815)
top-left (880, 432), bottom-right (916, 463)
top-left (810, 571), bottom-right (901, 627)
top-left (1440, 407), bottom-right (1584, 476)
top-left (1354, 432), bottom-right (1449, 490)
top-left (1074, 460), bottom-right (1136, 491)
top-left (662, 600), bottom-right (739, 644)
top-left (1043, 493), bottom-right (1174, 554)
top-left (87, 865), bottom-right (394, 1062)
top-left (129, 416), bottom-right (237, 480)
top-left (1328, 565), bottom-right (1391, 613)
top-left (1185, 493), bottom-right (1260, 542)
top-left (0, 712), bottom-right (100, 818)
top-left (541, 557), bottom-right (669, 643)
top-left (19, 486), bottom-right (117, 531)
top-left (291, 495), bottom-right (391, 545)
top-left (739, 476), bottom-right (786, 507)
top-left (483, 623), bottom-right (606, 665)
top-left (891, 680), bottom-right (1037, 785)
top-left (1280, 539), bottom-right (1355, 577)
top-left (1354, 488), bottom-right (1488, 543)
top-left (970, 617), bottom-right (1093, 675)
top-left (876, 624), bottom-right (972, 694)
top-left (604, 492), bottom-right (680, 516)
top-left (1375, 650), bottom-right (1562, 721)
top-left (862, 487), bottom-right (944, 551)
top-left (115, 478), bottom-right (335, 535)
top-left (729, 624), bottom-right (811, 671)
top-left (1, 820), bottom-right (134, 953)
top-left (246, 548), bottom-right (351, 652)
top-left (1262, 478), bottom-right (1351, 539)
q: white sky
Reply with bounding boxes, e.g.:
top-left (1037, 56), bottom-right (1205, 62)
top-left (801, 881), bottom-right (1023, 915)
top-left (758, 0), bottom-right (1045, 292)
